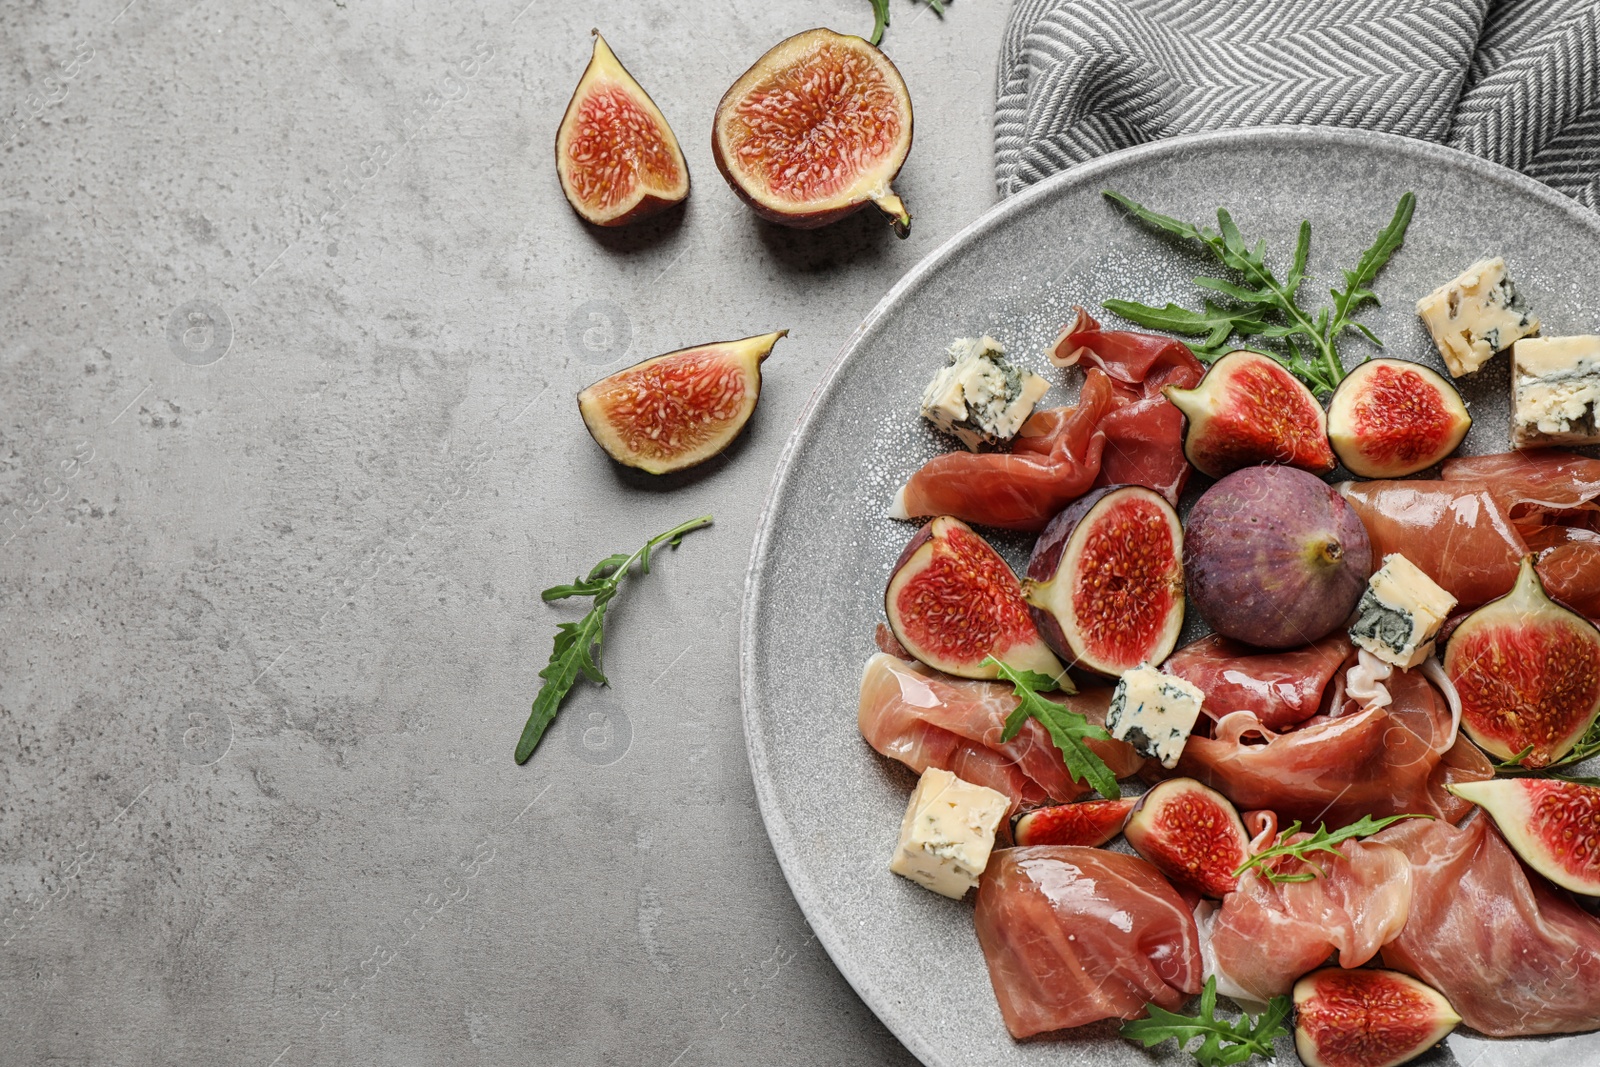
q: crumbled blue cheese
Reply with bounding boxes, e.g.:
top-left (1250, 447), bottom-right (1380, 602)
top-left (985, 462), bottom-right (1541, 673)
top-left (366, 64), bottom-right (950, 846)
top-left (919, 336), bottom-right (1050, 451)
top-left (1416, 257), bottom-right (1540, 377)
top-left (1349, 553), bottom-right (1457, 669)
top-left (1106, 665), bottom-right (1203, 770)
top-left (889, 767), bottom-right (1009, 899)
top-left (1511, 335), bottom-right (1600, 448)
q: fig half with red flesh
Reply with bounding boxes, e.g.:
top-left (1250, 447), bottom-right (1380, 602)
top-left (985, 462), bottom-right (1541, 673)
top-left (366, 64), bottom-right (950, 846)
top-left (1012, 797), bottom-right (1136, 848)
top-left (1443, 555), bottom-right (1600, 766)
top-left (1448, 778), bottom-right (1600, 895)
top-left (712, 29), bottom-right (913, 237)
top-left (884, 516), bottom-right (1063, 680)
top-left (1327, 358), bottom-right (1471, 477)
top-left (1163, 350), bottom-right (1336, 478)
top-left (577, 331), bottom-right (785, 474)
top-left (1023, 486), bottom-right (1184, 677)
top-left (556, 31), bottom-right (690, 227)
top-left (1122, 777), bottom-right (1249, 898)
top-left (1184, 465), bottom-right (1371, 650)
top-left (1293, 967), bottom-right (1460, 1067)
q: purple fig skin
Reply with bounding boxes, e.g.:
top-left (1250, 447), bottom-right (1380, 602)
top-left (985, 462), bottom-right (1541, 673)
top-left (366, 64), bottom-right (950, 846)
top-left (1024, 485), bottom-right (1185, 674)
top-left (1025, 487), bottom-right (1117, 660)
top-left (1184, 466), bottom-right (1372, 650)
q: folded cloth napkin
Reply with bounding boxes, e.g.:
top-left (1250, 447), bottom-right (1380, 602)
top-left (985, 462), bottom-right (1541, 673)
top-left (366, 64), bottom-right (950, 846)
top-left (995, 0), bottom-right (1600, 209)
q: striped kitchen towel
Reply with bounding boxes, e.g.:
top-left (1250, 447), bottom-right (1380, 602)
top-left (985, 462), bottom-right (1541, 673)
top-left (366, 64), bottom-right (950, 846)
top-left (994, 0), bottom-right (1600, 209)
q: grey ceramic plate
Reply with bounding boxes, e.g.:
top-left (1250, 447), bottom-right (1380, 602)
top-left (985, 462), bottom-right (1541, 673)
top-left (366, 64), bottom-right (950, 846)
top-left (741, 127), bottom-right (1600, 1067)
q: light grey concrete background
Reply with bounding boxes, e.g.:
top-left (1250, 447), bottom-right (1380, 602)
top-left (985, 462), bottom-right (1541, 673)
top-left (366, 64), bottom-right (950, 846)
top-left (0, 0), bottom-right (1009, 1063)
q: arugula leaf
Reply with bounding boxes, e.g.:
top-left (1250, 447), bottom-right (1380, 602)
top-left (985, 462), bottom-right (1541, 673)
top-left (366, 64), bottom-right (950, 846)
top-left (987, 657), bottom-right (1122, 800)
top-left (516, 515), bottom-right (713, 765)
top-left (1120, 977), bottom-right (1290, 1066)
top-left (1100, 190), bottom-right (1415, 397)
top-left (865, 0), bottom-right (946, 47)
top-left (1233, 813), bottom-right (1432, 885)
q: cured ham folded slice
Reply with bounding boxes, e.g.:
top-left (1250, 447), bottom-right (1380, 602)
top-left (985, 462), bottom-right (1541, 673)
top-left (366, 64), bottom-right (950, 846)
top-left (1051, 307), bottom-right (1205, 504)
top-left (1162, 634), bottom-right (1351, 732)
top-left (1204, 831), bottom-right (1413, 1002)
top-left (1339, 480), bottom-right (1526, 608)
top-left (890, 371), bottom-right (1112, 532)
top-left (857, 653), bottom-right (1144, 811)
top-left (1377, 816), bottom-right (1600, 1036)
top-left (974, 846), bottom-right (1202, 1036)
top-left (1170, 664), bottom-right (1491, 825)
top-left (1342, 450), bottom-right (1600, 610)
top-left (891, 310), bottom-right (1202, 532)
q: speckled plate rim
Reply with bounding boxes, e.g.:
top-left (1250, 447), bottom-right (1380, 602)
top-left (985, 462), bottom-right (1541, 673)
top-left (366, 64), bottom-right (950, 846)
top-left (739, 125), bottom-right (1600, 1067)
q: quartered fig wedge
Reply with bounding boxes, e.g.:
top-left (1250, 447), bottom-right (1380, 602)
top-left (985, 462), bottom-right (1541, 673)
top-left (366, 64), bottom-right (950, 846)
top-left (556, 31), bottom-right (690, 226)
top-left (1011, 797), bottom-right (1136, 848)
top-left (577, 331), bottom-right (785, 474)
top-left (1293, 967), bottom-right (1460, 1067)
top-left (712, 28), bottom-right (913, 237)
top-left (1123, 778), bottom-right (1249, 898)
top-left (1023, 486), bottom-right (1185, 677)
top-left (1184, 465), bottom-right (1371, 649)
top-left (885, 516), bottom-right (1062, 680)
top-left (1163, 350), bottom-right (1336, 478)
top-left (1327, 358), bottom-right (1471, 477)
top-left (1443, 555), bottom-right (1600, 766)
top-left (1448, 778), bottom-right (1600, 896)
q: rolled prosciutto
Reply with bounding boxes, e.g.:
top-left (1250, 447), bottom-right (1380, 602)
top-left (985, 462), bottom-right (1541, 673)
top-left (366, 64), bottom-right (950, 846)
top-left (974, 846), bottom-right (1202, 1037)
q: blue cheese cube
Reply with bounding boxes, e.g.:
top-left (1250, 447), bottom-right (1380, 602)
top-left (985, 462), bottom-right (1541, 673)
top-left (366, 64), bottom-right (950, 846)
top-left (1349, 553), bottom-right (1457, 669)
top-left (919, 336), bottom-right (1050, 451)
top-left (1511, 335), bottom-right (1600, 448)
top-left (1416, 257), bottom-right (1540, 377)
top-left (1106, 666), bottom-right (1203, 770)
top-left (889, 767), bottom-right (1009, 899)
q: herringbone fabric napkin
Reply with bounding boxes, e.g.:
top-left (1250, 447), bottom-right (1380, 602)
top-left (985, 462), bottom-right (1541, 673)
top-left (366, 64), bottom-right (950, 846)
top-left (994, 0), bottom-right (1600, 209)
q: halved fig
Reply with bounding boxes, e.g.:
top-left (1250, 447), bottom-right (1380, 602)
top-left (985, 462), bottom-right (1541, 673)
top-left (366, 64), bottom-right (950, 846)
top-left (1022, 486), bottom-right (1184, 677)
top-left (577, 331), bottom-right (785, 474)
top-left (1163, 350), bottom-right (1336, 478)
top-left (1293, 967), bottom-right (1460, 1067)
top-left (712, 29), bottom-right (913, 237)
top-left (1012, 797), bottom-right (1136, 848)
top-left (556, 31), bottom-right (689, 226)
top-left (1443, 555), bottom-right (1600, 766)
top-left (885, 516), bottom-right (1063, 680)
top-left (1184, 465), bottom-right (1371, 649)
top-left (1448, 778), bottom-right (1600, 895)
top-left (1327, 359), bottom-right (1471, 477)
top-left (1123, 778), bottom-right (1249, 898)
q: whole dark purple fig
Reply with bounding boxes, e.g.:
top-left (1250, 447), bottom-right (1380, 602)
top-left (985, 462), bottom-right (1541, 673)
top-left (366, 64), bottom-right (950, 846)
top-left (1184, 466), bottom-right (1371, 649)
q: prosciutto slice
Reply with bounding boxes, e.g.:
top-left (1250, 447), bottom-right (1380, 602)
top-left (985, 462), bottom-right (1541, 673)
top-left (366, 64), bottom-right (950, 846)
top-left (1377, 816), bottom-right (1600, 1036)
top-left (1339, 480), bottom-right (1526, 607)
top-left (1171, 664), bottom-right (1491, 825)
top-left (1342, 450), bottom-right (1600, 609)
top-left (856, 653), bottom-right (1143, 811)
top-left (1204, 832), bottom-right (1413, 1002)
top-left (1163, 634), bottom-right (1351, 731)
top-left (1051, 307), bottom-right (1204, 503)
top-left (891, 311), bottom-right (1201, 532)
top-left (974, 846), bottom-right (1202, 1036)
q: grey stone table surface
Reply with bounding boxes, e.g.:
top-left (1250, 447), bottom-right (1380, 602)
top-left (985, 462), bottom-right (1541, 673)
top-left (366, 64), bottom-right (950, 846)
top-left (0, 0), bottom-right (1008, 1064)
